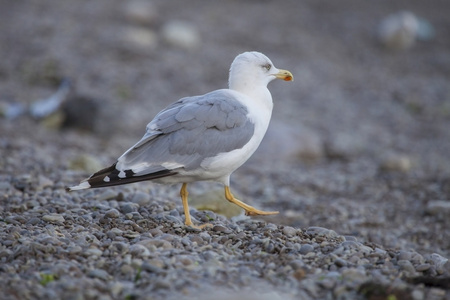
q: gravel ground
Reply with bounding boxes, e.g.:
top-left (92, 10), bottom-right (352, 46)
top-left (1, 0), bottom-right (450, 299)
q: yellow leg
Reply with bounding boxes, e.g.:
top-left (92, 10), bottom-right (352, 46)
top-left (224, 186), bottom-right (279, 216)
top-left (180, 183), bottom-right (211, 229)
top-left (180, 183), bottom-right (194, 227)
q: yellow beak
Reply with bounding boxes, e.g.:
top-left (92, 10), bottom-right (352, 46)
top-left (275, 69), bottom-right (294, 81)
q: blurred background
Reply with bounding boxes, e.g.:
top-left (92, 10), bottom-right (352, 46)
top-left (1, 0), bottom-right (449, 255)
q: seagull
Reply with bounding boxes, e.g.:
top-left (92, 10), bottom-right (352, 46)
top-left (67, 51), bottom-right (293, 228)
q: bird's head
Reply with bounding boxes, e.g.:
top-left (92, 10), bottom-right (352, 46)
top-left (228, 51), bottom-right (293, 92)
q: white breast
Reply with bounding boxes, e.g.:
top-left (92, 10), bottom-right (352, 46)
top-left (198, 89), bottom-right (273, 185)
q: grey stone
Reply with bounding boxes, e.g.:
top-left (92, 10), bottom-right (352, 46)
top-left (299, 244), bottom-right (314, 255)
top-left (138, 239), bottom-right (173, 250)
top-left (161, 21), bottom-right (201, 51)
top-left (104, 209), bottom-right (120, 219)
top-left (88, 269), bottom-right (110, 281)
top-left (212, 225), bottom-right (232, 233)
top-left (121, 26), bottom-right (158, 51)
top-left (411, 289), bottom-right (425, 300)
top-left (395, 250), bottom-right (411, 261)
top-left (306, 227), bottom-right (338, 238)
top-left (426, 200), bottom-right (450, 220)
top-left (84, 248), bottom-right (103, 257)
top-left (343, 236), bottom-right (358, 242)
top-left (282, 226), bottom-right (297, 237)
top-left (341, 268), bottom-right (368, 282)
top-left (341, 241), bottom-right (362, 250)
top-left (96, 190), bottom-right (118, 201)
top-left (378, 11), bottom-right (419, 50)
top-left (0, 182), bottom-right (11, 190)
top-left (120, 202), bottom-right (139, 214)
top-left (427, 253), bottom-right (449, 274)
top-left (334, 258), bottom-right (347, 267)
top-left (109, 242), bottom-right (129, 255)
top-left (141, 262), bottom-right (164, 273)
top-left (415, 263), bottom-right (431, 272)
top-left (379, 153), bottom-right (412, 172)
top-left (131, 192), bottom-right (151, 206)
top-left (42, 213), bottom-right (65, 223)
top-left (26, 217), bottom-right (41, 225)
top-left (123, 0), bottom-right (158, 26)
top-left (397, 260), bottom-right (416, 274)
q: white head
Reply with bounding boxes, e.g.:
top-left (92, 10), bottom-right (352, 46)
top-left (228, 51), bottom-right (293, 93)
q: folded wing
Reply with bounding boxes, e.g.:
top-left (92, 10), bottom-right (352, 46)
top-left (75, 90), bottom-right (255, 189)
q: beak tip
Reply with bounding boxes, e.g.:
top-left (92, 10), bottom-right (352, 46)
top-left (276, 69), bottom-right (294, 82)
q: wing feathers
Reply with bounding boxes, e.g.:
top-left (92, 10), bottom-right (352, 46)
top-left (67, 162), bottom-right (176, 191)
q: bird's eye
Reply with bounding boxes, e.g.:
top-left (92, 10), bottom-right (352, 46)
top-left (263, 64), bottom-right (272, 71)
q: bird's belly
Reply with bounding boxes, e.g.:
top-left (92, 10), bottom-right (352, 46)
top-left (153, 129), bottom-right (265, 185)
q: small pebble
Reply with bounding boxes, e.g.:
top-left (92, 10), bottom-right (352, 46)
top-left (5, 216), bottom-right (21, 225)
top-left (88, 269), bottom-right (110, 281)
top-left (0, 182), bottom-right (11, 190)
top-left (397, 250), bottom-right (413, 261)
top-left (282, 226), bottom-right (297, 237)
top-left (131, 192), bottom-right (151, 206)
top-left (306, 227), bottom-right (338, 238)
top-left (120, 264), bottom-right (134, 275)
top-left (38, 175), bottom-right (54, 189)
top-left (120, 203), bottom-right (138, 214)
top-left (85, 248), bottom-right (103, 257)
top-left (428, 253), bottom-right (449, 274)
top-left (411, 289), bottom-right (425, 300)
top-left (378, 11), bottom-right (419, 50)
top-left (299, 244), bottom-right (314, 255)
top-left (379, 153), bottom-right (412, 172)
top-left (426, 201), bottom-right (450, 220)
top-left (105, 209), bottom-right (120, 219)
top-left (212, 225), bottom-right (232, 233)
top-left (343, 236), bottom-right (358, 242)
top-left (341, 268), bottom-right (368, 282)
top-left (138, 239), bottom-right (173, 250)
top-left (149, 228), bottom-right (163, 237)
top-left (97, 190), bottom-right (118, 201)
top-left (110, 242), bottom-right (129, 255)
top-left (341, 241), bottom-right (361, 250)
top-left (397, 260), bottom-right (416, 274)
top-left (123, 0), bottom-right (158, 26)
top-left (161, 20), bottom-right (201, 50)
top-left (141, 261), bottom-right (164, 273)
top-left (26, 217), bottom-right (41, 225)
top-left (334, 258), bottom-right (347, 268)
top-left (415, 263), bottom-right (431, 272)
top-left (42, 213), bottom-right (65, 223)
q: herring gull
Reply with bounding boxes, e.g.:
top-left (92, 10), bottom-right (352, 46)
top-left (67, 51), bottom-right (293, 228)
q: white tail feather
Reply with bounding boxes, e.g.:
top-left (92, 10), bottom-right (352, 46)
top-left (67, 181), bottom-right (91, 191)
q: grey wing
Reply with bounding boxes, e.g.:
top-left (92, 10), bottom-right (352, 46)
top-left (116, 90), bottom-right (255, 175)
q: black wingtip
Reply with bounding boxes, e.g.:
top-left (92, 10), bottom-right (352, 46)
top-left (82, 162), bottom-right (177, 189)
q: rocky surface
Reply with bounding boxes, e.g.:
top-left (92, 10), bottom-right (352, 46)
top-left (1, 0), bottom-right (449, 299)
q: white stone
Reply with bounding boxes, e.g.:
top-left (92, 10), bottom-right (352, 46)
top-left (161, 20), bottom-right (201, 50)
top-left (42, 213), bottom-right (65, 223)
top-left (378, 11), bottom-right (419, 50)
top-left (379, 153), bottom-right (412, 172)
top-left (123, 0), bottom-right (158, 26)
top-left (122, 26), bottom-right (158, 50)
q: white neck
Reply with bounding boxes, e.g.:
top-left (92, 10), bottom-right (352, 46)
top-left (230, 77), bottom-right (273, 106)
